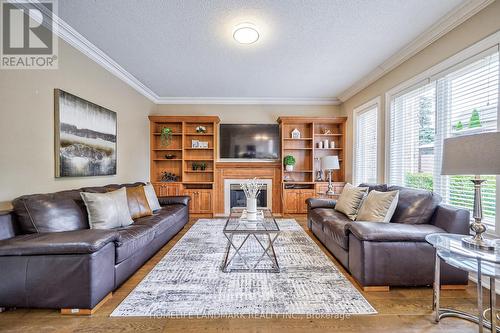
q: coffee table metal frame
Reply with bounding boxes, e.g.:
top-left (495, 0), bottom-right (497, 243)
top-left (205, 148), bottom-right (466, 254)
top-left (221, 208), bottom-right (280, 273)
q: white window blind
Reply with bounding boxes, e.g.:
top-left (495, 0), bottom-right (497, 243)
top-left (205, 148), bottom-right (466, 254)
top-left (389, 47), bottom-right (499, 228)
top-left (354, 105), bottom-right (378, 185)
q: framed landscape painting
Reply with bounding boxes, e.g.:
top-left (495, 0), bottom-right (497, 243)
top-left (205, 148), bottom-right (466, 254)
top-left (54, 89), bottom-right (117, 177)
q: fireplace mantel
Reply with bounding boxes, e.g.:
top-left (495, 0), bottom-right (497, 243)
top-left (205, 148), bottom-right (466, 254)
top-left (214, 162), bottom-right (282, 216)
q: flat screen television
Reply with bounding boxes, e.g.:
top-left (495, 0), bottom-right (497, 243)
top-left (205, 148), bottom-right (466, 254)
top-left (219, 124), bottom-right (280, 160)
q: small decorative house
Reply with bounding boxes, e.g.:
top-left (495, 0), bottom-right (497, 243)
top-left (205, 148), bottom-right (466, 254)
top-left (291, 128), bottom-right (301, 139)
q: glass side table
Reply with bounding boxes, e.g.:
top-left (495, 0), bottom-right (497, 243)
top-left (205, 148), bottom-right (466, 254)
top-left (426, 233), bottom-right (500, 333)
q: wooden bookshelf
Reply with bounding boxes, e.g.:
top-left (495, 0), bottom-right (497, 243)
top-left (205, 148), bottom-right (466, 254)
top-left (149, 116), bottom-right (220, 215)
top-left (278, 116), bottom-right (347, 214)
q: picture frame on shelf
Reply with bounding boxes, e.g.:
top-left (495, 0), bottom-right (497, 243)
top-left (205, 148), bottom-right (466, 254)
top-left (191, 140), bottom-right (199, 148)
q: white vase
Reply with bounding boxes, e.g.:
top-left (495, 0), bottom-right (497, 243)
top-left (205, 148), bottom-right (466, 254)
top-left (246, 197), bottom-right (257, 213)
top-left (285, 165), bottom-right (294, 172)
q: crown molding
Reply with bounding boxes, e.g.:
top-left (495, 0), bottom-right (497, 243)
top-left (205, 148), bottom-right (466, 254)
top-left (337, 0), bottom-right (495, 102)
top-left (13, 0), bottom-right (160, 102)
top-left (155, 97), bottom-right (341, 105)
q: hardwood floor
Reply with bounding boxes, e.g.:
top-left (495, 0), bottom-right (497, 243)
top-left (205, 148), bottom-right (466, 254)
top-left (0, 216), bottom-right (486, 333)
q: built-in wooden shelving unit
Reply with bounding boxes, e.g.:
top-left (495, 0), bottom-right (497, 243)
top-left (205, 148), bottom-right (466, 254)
top-left (149, 116), bottom-right (220, 215)
top-left (278, 117), bottom-right (347, 214)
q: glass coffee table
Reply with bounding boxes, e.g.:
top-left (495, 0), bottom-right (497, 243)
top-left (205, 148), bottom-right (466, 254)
top-left (426, 233), bottom-right (500, 333)
top-left (221, 208), bottom-right (280, 273)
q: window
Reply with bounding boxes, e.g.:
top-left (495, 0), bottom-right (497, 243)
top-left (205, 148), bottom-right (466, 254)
top-left (388, 46), bottom-right (499, 229)
top-left (354, 100), bottom-right (378, 185)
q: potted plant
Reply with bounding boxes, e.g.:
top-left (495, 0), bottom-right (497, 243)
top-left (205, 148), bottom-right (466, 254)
top-left (284, 155), bottom-right (296, 172)
top-left (200, 162), bottom-right (207, 171)
top-left (160, 127), bottom-right (173, 146)
top-left (192, 162), bottom-right (199, 171)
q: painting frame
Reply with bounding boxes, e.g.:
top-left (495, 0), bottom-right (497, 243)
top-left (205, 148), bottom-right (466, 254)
top-left (54, 89), bottom-right (117, 178)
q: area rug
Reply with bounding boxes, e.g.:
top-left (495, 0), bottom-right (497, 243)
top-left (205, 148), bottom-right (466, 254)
top-left (111, 219), bottom-right (376, 317)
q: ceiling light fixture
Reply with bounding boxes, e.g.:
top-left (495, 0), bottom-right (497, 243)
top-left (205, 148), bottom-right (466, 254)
top-left (233, 23), bottom-right (259, 44)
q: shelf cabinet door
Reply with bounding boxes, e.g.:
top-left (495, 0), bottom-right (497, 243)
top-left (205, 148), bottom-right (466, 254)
top-left (298, 190), bottom-right (315, 214)
top-left (155, 183), bottom-right (181, 197)
top-left (197, 190), bottom-right (212, 214)
top-left (283, 190), bottom-right (299, 214)
top-left (182, 189), bottom-right (212, 214)
top-left (182, 189), bottom-right (197, 212)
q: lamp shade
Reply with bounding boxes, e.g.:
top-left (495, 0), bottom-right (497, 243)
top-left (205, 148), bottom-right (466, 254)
top-left (321, 155), bottom-right (340, 170)
top-left (441, 132), bottom-right (500, 175)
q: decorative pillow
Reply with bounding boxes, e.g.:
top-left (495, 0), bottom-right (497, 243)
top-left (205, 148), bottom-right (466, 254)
top-left (334, 183), bottom-right (369, 220)
top-left (143, 182), bottom-right (161, 211)
top-left (80, 187), bottom-right (134, 229)
top-left (356, 190), bottom-right (399, 222)
top-left (126, 185), bottom-right (153, 219)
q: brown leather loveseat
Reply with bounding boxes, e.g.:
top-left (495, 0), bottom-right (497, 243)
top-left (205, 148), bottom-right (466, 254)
top-left (0, 182), bottom-right (189, 312)
top-left (307, 184), bottom-right (470, 290)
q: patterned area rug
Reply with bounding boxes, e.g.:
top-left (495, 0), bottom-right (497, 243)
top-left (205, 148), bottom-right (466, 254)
top-left (111, 219), bottom-right (376, 317)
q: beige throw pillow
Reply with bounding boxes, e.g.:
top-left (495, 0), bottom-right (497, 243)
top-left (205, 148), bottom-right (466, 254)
top-left (81, 187), bottom-right (134, 229)
top-left (144, 182), bottom-right (161, 211)
top-left (334, 183), bottom-right (369, 220)
top-left (356, 190), bottom-right (399, 222)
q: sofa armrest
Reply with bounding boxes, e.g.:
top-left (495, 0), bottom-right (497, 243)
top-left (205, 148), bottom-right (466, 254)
top-left (306, 198), bottom-right (337, 210)
top-left (0, 229), bottom-right (120, 256)
top-left (431, 204), bottom-right (470, 235)
top-left (348, 222), bottom-right (445, 242)
top-left (158, 196), bottom-right (190, 207)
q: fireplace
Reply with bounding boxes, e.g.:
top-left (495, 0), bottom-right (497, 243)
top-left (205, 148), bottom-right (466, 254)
top-left (224, 179), bottom-right (272, 215)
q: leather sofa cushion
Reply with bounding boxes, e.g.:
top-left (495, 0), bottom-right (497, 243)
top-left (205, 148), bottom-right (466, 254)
top-left (12, 191), bottom-right (88, 233)
top-left (348, 221), bottom-right (445, 242)
top-left (134, 205), bottom-right (187, 236)
top-left (358, 183), bottom-right (388, 192)
top-left (310, 208), bottom-right (352, 249)
top-left (125, 185), bottom-right (153, 219)
top-left (115, 224), bottom-right (156, 263)
top-left (0, 229), bottom-right (120, 255)
top-left (387, 186), bottom-right (442, 224)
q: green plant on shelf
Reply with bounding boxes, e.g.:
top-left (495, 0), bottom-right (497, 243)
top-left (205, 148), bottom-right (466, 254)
top-left (160, 127), bottom-right (173, 146)
top-left (283, 155), bottom-right (296, 166)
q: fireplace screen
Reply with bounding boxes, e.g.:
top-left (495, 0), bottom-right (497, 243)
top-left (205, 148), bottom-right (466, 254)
top-left (230, 184), bottom-right (268, 209)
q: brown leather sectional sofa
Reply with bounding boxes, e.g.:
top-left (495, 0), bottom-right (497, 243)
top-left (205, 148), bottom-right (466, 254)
top-left (307, 184), bottom-right (470, 289)
top-left (0, 183), bottom-right (189, 311)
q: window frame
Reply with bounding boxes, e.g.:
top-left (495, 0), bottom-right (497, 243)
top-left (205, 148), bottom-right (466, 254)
top-left (384, 31), bottom-right (500, 235)
top-left (353, 96), bottom-right (381, 186)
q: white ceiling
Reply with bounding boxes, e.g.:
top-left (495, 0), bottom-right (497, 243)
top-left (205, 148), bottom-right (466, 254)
top-left (58, 0), bottom-right (469, 102)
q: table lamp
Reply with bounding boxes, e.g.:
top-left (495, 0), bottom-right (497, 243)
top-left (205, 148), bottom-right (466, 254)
top-left (321, 155), bottom-right (340, 195)
top-left (441, 132), bottom-right (500, 250)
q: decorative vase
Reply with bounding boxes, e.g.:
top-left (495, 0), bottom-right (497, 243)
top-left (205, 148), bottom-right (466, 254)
top-left (246, 197), bottom-right (257, 214)
top-left (285, 164), bottom-right (294, 172)
top-left (323, 139), bottom-right (329, 149)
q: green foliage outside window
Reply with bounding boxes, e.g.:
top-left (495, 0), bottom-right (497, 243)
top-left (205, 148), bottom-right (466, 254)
top-left (469, 109), bottom-right (481, 128)
top-left (405, 172), bottom-right (433, 191)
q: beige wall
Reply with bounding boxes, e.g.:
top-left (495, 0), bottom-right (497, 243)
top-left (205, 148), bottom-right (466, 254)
top-left (341, 0), bottom-right (500, 184)
top-left (0, 39), bottom-right (155, 202)
top-left (154, 104), bottom-right (341, 123)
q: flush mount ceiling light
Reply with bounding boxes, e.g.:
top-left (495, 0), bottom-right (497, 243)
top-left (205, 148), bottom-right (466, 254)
top-left (233, 23), bottom-right (259, 44)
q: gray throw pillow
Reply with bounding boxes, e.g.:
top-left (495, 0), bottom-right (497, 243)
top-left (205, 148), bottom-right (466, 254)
top-left (356, 190), bottom-right (399, 222)
top-left (334, 183), bottom-right (369, 220)
top-left (80, 187), bottom-right (134, 229)
top-left (144, 182), bottom-right (161, 211)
